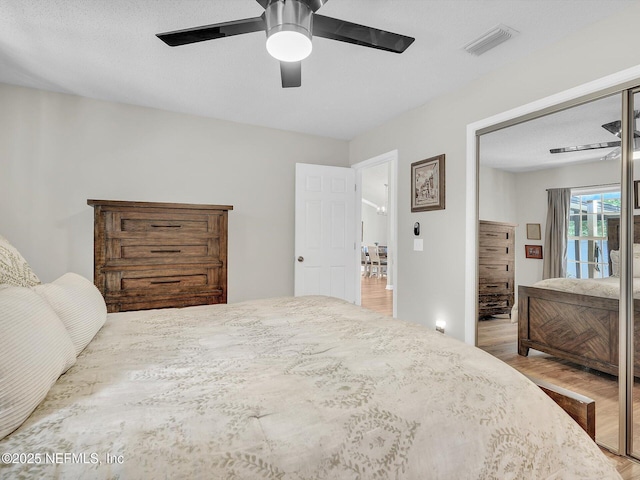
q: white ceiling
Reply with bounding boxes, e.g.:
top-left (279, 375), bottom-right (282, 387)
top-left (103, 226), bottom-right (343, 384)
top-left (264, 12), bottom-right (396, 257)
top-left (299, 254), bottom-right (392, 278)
top-left (1, 0), bottom-right (637, 141)
top-left (480, 93), bottom-right (625, 172)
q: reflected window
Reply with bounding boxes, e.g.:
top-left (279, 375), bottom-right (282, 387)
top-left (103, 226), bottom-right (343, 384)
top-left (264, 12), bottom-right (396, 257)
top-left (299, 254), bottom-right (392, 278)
top-left (567, 188), bottom-right (620, 278)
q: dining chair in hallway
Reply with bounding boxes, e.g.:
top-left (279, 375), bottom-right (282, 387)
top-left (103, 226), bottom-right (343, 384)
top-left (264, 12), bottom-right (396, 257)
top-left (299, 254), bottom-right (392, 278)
top-left (367, 245), bottom-right (387, 278)
top-left (361, 247), bottom-right (371, 277)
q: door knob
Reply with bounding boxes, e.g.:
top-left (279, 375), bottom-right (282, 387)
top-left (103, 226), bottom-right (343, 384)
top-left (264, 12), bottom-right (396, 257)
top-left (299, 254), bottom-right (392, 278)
top-left (297, 256), bottom-right (304, 262)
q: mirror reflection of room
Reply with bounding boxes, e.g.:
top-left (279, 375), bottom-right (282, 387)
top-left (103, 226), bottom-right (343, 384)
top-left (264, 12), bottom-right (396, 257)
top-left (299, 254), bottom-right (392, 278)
top-left (477, 92), bottom-right (626, 452)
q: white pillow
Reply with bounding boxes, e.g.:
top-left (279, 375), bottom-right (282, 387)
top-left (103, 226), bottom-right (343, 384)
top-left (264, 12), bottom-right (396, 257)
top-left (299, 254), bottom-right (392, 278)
top-left (609, 249), bottom-right (640, 278)
top-left (0, 286), bottom-right (76, 440)
top-left (0, 234), bottom-right (40, 287)
top-left (33, 273), bottom-right (107, 356)
top-left (610, 250), bottom-right (619, 277)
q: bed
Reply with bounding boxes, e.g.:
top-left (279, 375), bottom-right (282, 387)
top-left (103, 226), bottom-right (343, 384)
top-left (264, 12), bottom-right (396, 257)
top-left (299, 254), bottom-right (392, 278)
top-left (518, 217), bottom-right (640, 376)
top-left (0, 235), bottom-right (621, 479)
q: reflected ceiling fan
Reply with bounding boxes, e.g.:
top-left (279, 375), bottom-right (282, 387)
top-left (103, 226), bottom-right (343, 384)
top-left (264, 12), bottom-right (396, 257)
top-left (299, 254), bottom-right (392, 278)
top-left (550, 111), bottom-right (640, 157)
top-left (156, 0), bottom-right (415, 88)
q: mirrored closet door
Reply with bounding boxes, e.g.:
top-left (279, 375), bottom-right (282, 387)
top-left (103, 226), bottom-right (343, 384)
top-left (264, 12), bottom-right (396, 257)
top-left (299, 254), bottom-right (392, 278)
top-left (630, 88), bottom-right (640, 458)
top-left (477, 91), bottom-right (627, 454)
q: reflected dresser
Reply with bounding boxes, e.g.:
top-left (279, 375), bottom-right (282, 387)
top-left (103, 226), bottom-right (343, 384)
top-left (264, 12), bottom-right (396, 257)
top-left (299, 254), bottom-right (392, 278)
top-left (478, 220), bottom-right (516, 319)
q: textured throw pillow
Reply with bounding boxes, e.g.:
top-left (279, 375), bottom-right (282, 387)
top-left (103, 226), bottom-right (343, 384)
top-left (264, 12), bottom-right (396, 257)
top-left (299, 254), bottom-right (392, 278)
top-left (34, 273), bottom-right (107, 356)
top-left (610, 250), bottom-right (619, 277)
top-left (0, 234), bottom-right (40, 287)
top-left (0, 286), bottom-right (76, 440)
top-left (609, 248), bottom-right (640, 278)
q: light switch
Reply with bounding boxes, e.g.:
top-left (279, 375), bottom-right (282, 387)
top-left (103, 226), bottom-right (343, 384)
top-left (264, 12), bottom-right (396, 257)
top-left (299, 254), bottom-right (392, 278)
top-left (414, 239), bottom-right (423, 251)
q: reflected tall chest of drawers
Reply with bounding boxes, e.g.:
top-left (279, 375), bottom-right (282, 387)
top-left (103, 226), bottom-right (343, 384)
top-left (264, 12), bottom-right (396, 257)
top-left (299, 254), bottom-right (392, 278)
top-left (478, 220), bottom-right (516, 319)
top-left (88, 199), bottom-right (232, 313)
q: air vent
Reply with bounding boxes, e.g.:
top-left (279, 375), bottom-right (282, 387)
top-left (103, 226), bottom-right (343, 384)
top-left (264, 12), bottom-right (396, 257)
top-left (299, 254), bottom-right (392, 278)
top-left (463, 24), bottom-right (517, 56)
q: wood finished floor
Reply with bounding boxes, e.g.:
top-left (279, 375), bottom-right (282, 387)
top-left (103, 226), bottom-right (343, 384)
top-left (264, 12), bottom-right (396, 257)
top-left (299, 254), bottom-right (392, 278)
top-left (478, 316), bottom-right (640, 479)
top-left (360, 274), bottom-right (393, 316)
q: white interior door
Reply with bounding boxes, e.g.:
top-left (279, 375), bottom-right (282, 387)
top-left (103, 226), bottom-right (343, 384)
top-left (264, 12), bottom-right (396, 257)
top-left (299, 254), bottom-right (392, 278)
top-left (295, 163), bottom-right (356, 302)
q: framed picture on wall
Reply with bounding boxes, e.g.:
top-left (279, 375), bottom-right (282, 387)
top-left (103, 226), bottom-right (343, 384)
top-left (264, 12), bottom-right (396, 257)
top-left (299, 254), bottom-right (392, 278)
top-left (411, 154), bottom-right (445, 212)
top-left (525, 245), bottom-right (543, 259)
top-left (526, 223), bottom-right (541, 240)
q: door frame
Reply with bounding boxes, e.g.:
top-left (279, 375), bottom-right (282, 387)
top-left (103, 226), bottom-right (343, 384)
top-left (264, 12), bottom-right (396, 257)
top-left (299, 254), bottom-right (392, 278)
top-left (352, 150), bottom-right (398, 318)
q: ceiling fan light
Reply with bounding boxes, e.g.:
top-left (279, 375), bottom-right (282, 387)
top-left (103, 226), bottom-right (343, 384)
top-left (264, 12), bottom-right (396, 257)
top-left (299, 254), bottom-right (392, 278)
top-left (266, 29), bottom-right (312, 62)
top-left (265, 0), bottom-right (313, 62)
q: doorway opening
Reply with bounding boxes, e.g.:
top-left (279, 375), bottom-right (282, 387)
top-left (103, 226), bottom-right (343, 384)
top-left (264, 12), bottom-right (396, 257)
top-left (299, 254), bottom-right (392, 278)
top-left (352, 150), bottom-right (398, 318)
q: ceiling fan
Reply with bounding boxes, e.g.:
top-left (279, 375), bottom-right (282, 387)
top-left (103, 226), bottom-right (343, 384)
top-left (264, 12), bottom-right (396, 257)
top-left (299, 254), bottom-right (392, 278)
top-left (156, 0), bottom-right (415, 88)
top-left (550, 111), bottom-right (640, 156)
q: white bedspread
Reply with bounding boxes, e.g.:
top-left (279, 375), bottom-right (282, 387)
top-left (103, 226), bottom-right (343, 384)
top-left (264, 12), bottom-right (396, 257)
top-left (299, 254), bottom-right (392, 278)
top-left (533, 276), bottom-right (640, 299)
top-left (0, 296), bottom-right (620, 479)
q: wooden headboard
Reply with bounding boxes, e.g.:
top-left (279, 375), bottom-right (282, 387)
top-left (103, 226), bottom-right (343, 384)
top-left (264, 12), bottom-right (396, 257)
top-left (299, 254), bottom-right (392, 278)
top-left (607, 216), bottom-right (640, 253)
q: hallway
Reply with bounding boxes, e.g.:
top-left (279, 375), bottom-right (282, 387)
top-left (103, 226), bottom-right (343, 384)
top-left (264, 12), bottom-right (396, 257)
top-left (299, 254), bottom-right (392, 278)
top-left (360, 274), bottom-right (392, 316)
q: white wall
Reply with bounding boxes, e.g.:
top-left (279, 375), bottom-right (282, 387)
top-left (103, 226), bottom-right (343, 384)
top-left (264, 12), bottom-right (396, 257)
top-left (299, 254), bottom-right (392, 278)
top-left (0, 84), bottom-right (349, 302)
top-left (348, 3), bottom-right (640, 340)
top-left (362, 203), bottom-right (388, 246)
top-left (478, 166), bottom-right (518, 223)
top-left (513, 158), bottom-right (621, 289)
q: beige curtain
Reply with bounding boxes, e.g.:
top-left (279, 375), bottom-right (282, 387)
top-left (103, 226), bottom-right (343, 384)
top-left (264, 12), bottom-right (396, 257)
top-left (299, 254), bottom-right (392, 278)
top-left (542, 188), bottom-right (571, 279)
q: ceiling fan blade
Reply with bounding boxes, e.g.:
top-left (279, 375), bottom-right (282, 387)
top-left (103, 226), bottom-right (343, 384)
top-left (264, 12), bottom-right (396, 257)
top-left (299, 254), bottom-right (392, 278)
top-left (601, 112), bottom-right (640, 136)
top-left (302, 0), bottom-right (330, 12)
top-left (313, 14), bottom-right (414, 53)
top-left (602, 120), bottom-right (622, 137)
top-left (601, 147), bottom-right (621, 161)
top-left (601, 120), bottom-right (640, 139)
top-left (549, 141), bottom-right (620, 154)
top-left (280, 61), bottom-right (302, 88)
top-left (157, 16), bottom-right (265, 47)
